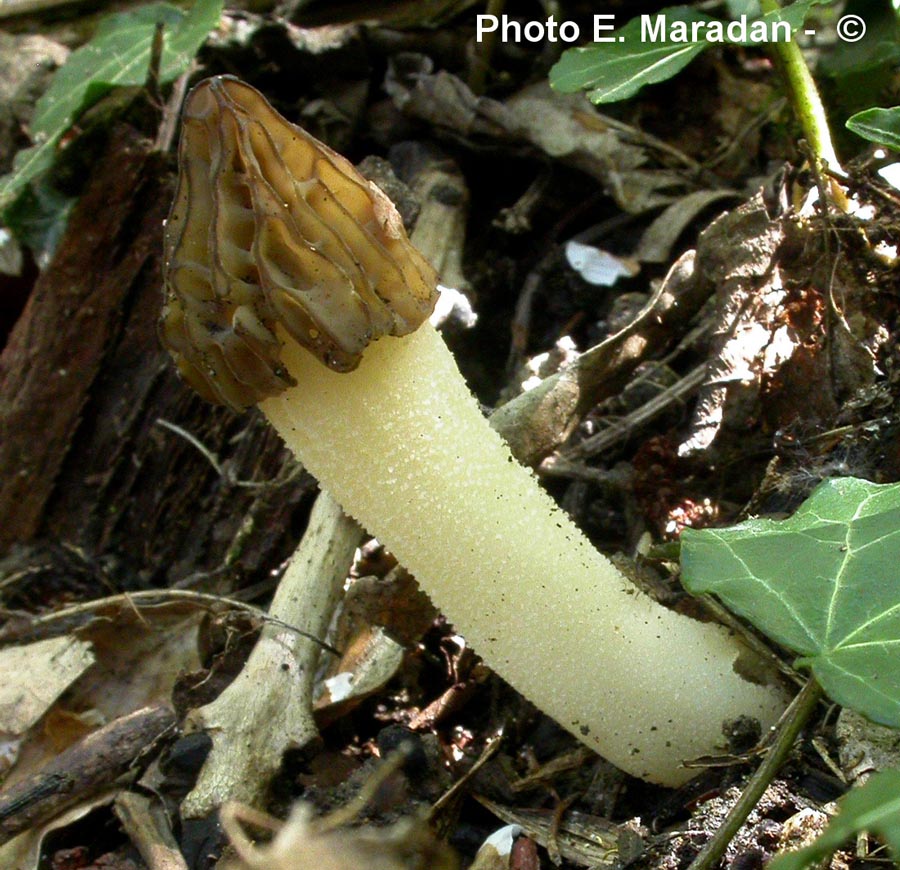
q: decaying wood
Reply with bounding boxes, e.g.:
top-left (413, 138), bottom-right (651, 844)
top-left (676, 193), bottom-right (790, 457)
top-left (402, 142), bottom-right (471, 295)
top-left (220, 753), bottom-right (459, 870)
top-left (490, 250), bottom-right (709, 466)
top-left (115, 790), bottom-right (190, 870)
top-left (677, 191), bottom-right (880, 460)
top-left (182, 491), bottom-right (361, 818)
top-left (0, 127), bottom-right (169, 551)
top-left (473, 794), bottom-right (643, 869)
top-left (560, 364), bottom-right (708, 462)
top-left (0, 122), bottom-right (315, 598)
top-left (0, 705), bottom-right (175, 845)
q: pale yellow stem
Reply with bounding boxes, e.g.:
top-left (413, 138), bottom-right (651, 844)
top-left (261, 324), bottom-right (787, 785)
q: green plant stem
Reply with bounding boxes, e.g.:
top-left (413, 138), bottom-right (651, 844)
top-left (759, 0), bottom-right (842, 174)
top-left (687, 677), bottom-right (825, 870)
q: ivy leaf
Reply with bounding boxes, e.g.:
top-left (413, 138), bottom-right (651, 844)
top-left (770, 768), bottom-right (900, 869)
top-left (847, 106), bottom-right (900, 150)
top-left (0, 0), bottom-right (223, 211)
top-left (682, 478), bottom-right (900, 727)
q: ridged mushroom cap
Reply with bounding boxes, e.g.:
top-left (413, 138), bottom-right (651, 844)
top-left (161, 75), bottom-right (438, 409)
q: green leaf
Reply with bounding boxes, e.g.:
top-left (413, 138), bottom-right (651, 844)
top-left (847, 106), bottom-right (900, 150)
top-left (756, 0), bottom-right (824, 37)
top-left (818, 0), bottom-right (900, 117)
top-left (549, 7), bottom-right (715, 103)
top-left (712, 1), bottom-right (826, 47)
top-left (682, 478), bottom-right (900, 727)
top-left (770, 768), bottom-right (900, 870)
top-left (0, 0), bottom-right (223, 211)
top-left (726, 0), bottom-right (760, 19)
top-left (549, 2), bottom-right (821, 104)
top-left (0, 140), bottom-right (58, 214)
top-left (3, 178), bottom-right (76, 269)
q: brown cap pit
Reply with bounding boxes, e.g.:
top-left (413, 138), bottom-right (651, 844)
top-left (161, 76), bottom-right (438, 409)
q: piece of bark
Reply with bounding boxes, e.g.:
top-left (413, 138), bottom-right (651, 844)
top-left (399, 142), bottom-right (471, 296)
top-left (489, 250), bottom-right (708, 466)
top-left (115, 789), bottom-right (190, 870)
top-left (0, 122), bottom-right (314, 589)
top-left (0, 705), bottom-right (175, 845)
top-left (677, 191), bottom-right (880, 459)
top-left (0, 126), bottom-right (168, 551)
top-left (676, 192), bottom-right (790, 457)
top-left (181, 492), bottom-right (361, 818)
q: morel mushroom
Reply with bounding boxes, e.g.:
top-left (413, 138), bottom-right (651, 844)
top-left (162, 76), bottom-right (786, 786)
